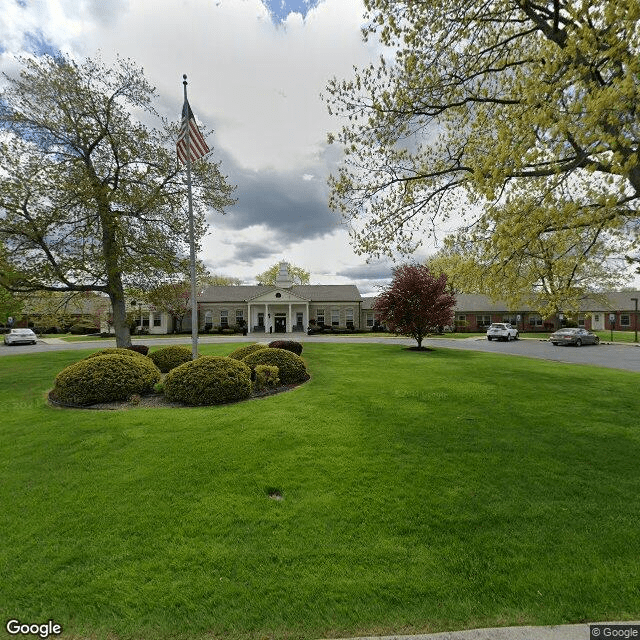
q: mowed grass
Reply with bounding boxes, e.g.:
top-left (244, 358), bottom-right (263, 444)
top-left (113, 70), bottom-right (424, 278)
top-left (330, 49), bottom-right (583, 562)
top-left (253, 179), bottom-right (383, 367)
top-left (0, 343), bottom-right (639, 640)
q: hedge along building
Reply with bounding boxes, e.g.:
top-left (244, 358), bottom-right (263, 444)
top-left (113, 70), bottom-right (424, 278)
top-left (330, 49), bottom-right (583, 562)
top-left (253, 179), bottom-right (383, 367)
top-left (195, 262), bottom-right (363, 334)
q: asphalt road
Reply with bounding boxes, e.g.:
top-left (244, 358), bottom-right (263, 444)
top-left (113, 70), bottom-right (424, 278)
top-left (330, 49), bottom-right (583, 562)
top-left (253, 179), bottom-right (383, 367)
top-left (2, 334), bottom-right (639, 372)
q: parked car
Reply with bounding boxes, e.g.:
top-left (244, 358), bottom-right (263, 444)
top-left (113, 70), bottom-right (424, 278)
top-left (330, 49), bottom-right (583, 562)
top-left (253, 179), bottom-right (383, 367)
top-left (4, 328), bottom-right (38, 345)
top-left (486, 323), bottom-right (519, 341)
top-left (549, 327), bottom-right (600, 346)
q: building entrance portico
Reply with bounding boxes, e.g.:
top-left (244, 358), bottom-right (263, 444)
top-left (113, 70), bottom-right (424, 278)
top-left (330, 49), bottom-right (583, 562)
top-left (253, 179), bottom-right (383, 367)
top-left (246, 289), bottom-right (311, 334)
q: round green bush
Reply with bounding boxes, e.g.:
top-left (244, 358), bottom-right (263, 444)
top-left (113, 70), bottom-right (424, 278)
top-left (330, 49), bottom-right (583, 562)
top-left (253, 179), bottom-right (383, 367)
top-left (164, 356), bottom-right (252, 406)
top-left (51, 354), bottom-right (161, 406)
top-left (242, 347), bottom-right (308, 385)
top-left (228, 343), bottom-right (268, 361)
top-left (148, 345), bottom-right (193, 372)
top-left (84, 347), bottom-right (147, 360)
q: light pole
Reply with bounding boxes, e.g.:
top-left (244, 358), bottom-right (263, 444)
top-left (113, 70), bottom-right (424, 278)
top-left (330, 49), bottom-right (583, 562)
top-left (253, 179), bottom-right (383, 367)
top-left (131, 300), bottom-right (139, 335)
top-left (632, 298), bottom-right (638, 344)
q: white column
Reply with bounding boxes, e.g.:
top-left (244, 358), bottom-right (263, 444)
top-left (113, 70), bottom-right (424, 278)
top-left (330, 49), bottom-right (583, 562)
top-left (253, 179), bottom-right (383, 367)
top-left (266, 303), bottom-right (270, 334)
top-left (287, 303), bottom-right (292, 332)
top-left (247, 302), bottom-right (251, 333)
top-left (305, 302), bottom-right (309, 331)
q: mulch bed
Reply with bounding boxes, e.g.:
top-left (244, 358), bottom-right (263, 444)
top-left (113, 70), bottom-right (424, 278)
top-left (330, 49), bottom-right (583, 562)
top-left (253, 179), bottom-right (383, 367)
top-left (47, 376), bottom-right (310, 411)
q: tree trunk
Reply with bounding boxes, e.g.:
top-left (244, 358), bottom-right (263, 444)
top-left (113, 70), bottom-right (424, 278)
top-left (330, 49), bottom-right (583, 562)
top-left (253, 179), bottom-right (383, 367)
top-left (99, 194), bottom-right (132, 348)
top-left (109, 289), bottom-right (131, 347)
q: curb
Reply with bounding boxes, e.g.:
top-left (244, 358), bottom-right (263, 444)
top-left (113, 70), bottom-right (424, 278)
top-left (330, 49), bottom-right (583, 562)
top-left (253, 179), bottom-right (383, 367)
top-left (324, 621), bottom-right (640, 640)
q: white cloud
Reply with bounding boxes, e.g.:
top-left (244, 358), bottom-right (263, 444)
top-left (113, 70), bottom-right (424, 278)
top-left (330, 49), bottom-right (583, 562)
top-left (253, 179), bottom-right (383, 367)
top-left (0, 0), bottom-right (437, 292)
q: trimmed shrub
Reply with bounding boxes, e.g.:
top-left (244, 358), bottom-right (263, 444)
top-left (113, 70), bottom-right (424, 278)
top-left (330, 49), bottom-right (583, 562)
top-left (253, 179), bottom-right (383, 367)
top-left (268, 339), bottom-right (303, 355)
top-left (69, 322), bottom-right (99, 335)
top-left (84, 348), bottom-right (147, 360)
top-left (228, 343), bottom-right (268, 361)
top-left (148, 345), bottom-right (193, 372)
top-left (128, 344), bottom-right (149, 356)
top-left (242, 348), bottom-right (308, 385)
top-left (51, 354), bottom-right (161, 406)
top-left (164, 356), bottom-right (252, 406)
top-left (254, 365), bottom-right (280, 390)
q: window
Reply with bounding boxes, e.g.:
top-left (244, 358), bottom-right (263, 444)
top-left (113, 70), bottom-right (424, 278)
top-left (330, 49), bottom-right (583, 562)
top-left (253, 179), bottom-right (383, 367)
top-left (529, 314), bottom-right (543, 327)
top-left (331, 309), bottom-right (340, 326)
top-left (594, 314), bottom-right (600, 322)
top-left (457, 314), bottom-right (466, 322)
top-left (476, 315), bottom-right (491, 328)
top-left (577, 316), bottom-right (585, 327)
top-left (316, 309), bottom-right (325, 325)
top-left (346, 308), bottom-right (354, 329)
top-left (503, 315), bottom-right (517, 325)
top-left (621, 314), bottom-right (631, 327)
top-left (220, 310), bottom-right (228, 327)
top-left (141, 313), bottom-right (149, 328)
top-left (366, 312), bottom-right (374, 327)
top-left (236, 309), bottom-right (244, 325)
top-left (204, 311), bottom-right (213, 329)
top-left (153, 312), bottom-right (162, 327)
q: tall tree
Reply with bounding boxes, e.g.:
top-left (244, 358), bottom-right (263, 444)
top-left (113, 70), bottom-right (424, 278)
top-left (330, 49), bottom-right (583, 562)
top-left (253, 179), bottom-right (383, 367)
top-left (0, 54), bottom-right (236, 347)
top-left (325, 1), bottom-right (640, 263)
top-left (255, 263), bottom-right (310, 286)
top-left (374, 264), bottom-right (456, 348)
top-left (201, 273), bottom-right (243, 287)
top-left (428, 207), bottom-right (629, 318)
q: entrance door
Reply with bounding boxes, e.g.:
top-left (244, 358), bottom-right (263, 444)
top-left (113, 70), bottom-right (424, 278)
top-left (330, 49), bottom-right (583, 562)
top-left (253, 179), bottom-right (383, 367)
top-left (274, 315), bottom-right (286, 332)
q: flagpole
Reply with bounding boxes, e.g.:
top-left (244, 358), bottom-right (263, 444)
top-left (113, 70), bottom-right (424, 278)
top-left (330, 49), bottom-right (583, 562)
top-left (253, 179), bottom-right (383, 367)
top-left (183, 74), bottom-right (199, 360)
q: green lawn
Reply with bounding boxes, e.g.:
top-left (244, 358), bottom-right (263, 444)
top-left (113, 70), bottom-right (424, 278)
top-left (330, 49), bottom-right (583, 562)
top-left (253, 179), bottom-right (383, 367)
top-left (1, 343), bottom-right (639, 640)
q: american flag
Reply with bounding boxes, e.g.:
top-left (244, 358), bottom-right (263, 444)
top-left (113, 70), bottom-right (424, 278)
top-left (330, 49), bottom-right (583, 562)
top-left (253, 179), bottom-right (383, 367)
top-left (177, 100), bottom-right (210, 164)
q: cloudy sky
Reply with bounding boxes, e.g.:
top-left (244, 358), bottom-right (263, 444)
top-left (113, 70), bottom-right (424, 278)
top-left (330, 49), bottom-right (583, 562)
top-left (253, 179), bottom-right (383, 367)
top-left (1, 0), bottom-right (442, 294)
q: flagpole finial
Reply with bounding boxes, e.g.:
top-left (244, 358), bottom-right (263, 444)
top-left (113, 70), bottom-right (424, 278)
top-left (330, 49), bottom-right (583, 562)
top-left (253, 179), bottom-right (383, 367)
top-left (183, 74), bottom-right (187, 85)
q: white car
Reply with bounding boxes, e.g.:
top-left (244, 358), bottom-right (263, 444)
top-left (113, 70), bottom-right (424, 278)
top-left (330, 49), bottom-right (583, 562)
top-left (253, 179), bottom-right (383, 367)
top-left (486, 323), bottom-right (519, 341)
top-left (4, 328), bottom-right (38, 345)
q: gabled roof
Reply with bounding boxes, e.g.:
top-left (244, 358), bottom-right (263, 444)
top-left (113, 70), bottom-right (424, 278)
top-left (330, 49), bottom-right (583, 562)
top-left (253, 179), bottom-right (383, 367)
top-left (291, 285), bottom-right (362, 302)
top-left (198, 284), bottom-right (363, 303)
top-left (248, 288), bottom-right (310, 303)
top-left (454, 291), bottom-right (640, 313)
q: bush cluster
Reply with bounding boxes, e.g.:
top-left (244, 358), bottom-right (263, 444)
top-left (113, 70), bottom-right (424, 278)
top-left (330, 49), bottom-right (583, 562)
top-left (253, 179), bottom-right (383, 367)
top-left (148, 345), bottom-right (193, 372)
top-left (68, 322), bottom-right (99, 335)
top-left (242, 348), bottom-right (308, 385)
top-left (228, 343), bottom-right (267, 361)
top-left (164, 356), bottom-right (252, 406)
top-left (51, 354), bottom-right (161, 406)
top-left (268, 340), bottom-right (303, 355)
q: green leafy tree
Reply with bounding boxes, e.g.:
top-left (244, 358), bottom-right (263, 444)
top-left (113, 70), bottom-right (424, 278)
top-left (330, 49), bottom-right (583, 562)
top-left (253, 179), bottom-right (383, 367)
top-left (0, 288), bottom-right (22, 327)
top-left (0, 54), bottom-right (236, 347)
top-left (325, 1), bottom-right (640, 265)
top-left (374, 264), bottom-right (456, 348)
top-left (200, 273), bottom-right (243, 286)
top-left (255, 263), bottom-right (310, 286)
top-left (145, 281), bottom-right (191, 333)
top-left (429, 219), bottom-right (627, 318)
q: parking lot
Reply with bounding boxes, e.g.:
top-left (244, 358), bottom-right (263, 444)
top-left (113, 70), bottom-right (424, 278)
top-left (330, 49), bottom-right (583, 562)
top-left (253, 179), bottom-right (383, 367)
top-left (2, 334), bottom-right (639, 373)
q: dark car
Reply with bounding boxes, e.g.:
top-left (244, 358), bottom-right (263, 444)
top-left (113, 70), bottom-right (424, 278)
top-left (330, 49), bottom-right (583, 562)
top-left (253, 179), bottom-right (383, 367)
top-left (549, 328), bottom-right (600, 346)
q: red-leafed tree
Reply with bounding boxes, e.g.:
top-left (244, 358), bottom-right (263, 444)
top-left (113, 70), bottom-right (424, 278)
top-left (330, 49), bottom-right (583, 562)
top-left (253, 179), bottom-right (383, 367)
top-left (374, 264), bottom-right (456, 349)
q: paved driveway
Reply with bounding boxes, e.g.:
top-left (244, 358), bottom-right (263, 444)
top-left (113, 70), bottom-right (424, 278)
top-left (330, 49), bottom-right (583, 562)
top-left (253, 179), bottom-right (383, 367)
top-left (2, 334), bottom-right (639, 373)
